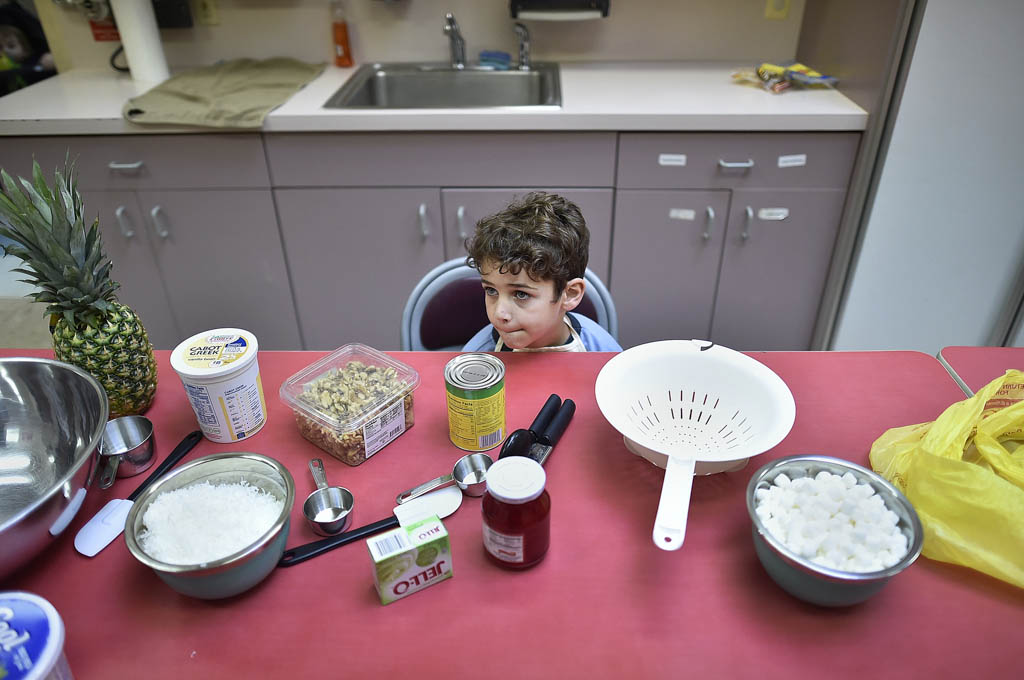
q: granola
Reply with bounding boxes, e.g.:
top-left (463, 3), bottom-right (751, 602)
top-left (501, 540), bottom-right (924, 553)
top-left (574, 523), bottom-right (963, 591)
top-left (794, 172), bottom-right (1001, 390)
top-left (295, 361), bottom-right (415, 465)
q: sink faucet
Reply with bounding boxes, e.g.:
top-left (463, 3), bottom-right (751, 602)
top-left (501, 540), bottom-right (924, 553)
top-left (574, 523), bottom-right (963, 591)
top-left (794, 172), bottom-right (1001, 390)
top-left (514, 23), bottom-right (531, 71)
top-left (443, 13), bottom-right (466, 70)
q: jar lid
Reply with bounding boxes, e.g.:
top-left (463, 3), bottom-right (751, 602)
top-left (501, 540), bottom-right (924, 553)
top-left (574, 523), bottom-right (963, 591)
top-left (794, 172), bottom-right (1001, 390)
top-left (0, 591), bottom-right (65, 680)
top-left (486, 457), bottom-right (546, 504)
top-left (170, 328), bottom-right (259, 381)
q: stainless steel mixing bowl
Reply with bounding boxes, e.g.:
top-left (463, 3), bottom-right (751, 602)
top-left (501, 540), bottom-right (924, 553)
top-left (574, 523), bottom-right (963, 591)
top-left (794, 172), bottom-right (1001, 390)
top-left (746, 454), bottom-right (924, 607)
top-left (124, 452), bottom-right (295, 599)
top-left (0, 357), bottom-right (109, 579)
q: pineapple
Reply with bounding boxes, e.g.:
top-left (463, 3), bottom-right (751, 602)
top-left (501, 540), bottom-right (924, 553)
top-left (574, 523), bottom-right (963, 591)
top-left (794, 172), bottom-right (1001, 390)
top-left (0, 159), bottom-right (157, 417)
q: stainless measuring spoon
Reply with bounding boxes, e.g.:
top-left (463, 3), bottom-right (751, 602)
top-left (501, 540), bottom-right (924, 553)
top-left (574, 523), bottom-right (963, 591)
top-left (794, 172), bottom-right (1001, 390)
top-left (395, 452), bottom-right (493, 505)
top-left (302, 458), bottom-right (354, 536)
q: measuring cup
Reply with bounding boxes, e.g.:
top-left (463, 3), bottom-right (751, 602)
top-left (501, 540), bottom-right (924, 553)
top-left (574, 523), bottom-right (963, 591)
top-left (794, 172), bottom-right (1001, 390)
top-left (302, 459), bottom-right (355, 536)
top-left (97, 415), bottom-right (156, 490)
top-left (395, 453), bottom-right (493, 505)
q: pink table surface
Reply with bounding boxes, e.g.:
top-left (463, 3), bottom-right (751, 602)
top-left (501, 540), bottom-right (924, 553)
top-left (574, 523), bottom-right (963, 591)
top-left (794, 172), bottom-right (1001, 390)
top-left (938, 345), bottom-right (1024, 395)
top-left (3, 348), bottom-right (1021, 679)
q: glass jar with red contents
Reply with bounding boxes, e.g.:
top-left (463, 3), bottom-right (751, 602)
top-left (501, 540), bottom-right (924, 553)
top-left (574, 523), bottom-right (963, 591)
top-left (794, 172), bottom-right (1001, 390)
top-left (481, 457), bottom-right (550, 569)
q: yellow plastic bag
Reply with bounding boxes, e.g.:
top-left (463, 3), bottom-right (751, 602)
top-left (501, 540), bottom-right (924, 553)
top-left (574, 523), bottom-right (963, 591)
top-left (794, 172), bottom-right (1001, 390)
top-left (869, 369), bottom-right (1024, 588)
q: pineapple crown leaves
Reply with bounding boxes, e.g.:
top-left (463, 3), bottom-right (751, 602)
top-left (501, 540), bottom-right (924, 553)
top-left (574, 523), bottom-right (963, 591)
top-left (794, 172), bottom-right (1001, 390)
top-left (0, 157), bottom-right (121, 327)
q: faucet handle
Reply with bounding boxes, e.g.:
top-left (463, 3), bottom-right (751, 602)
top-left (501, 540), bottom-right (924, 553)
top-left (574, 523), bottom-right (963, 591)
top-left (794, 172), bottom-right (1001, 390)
top-left (514, 22), bottom-right (531, 71)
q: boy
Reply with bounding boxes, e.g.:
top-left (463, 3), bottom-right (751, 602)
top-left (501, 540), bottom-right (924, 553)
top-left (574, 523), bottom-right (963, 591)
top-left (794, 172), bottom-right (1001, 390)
top-left (462, 192), bottom-right (622, 352)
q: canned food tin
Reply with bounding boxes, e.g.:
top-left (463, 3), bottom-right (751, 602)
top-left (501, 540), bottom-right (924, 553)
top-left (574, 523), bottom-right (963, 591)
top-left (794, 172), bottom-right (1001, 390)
top-left (445, 354), bottom-right (506, 452)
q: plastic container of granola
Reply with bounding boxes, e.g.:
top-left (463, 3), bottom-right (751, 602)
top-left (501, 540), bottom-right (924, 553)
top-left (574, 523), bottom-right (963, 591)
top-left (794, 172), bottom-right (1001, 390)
top-left (280, 344), bottom-right (420, 466)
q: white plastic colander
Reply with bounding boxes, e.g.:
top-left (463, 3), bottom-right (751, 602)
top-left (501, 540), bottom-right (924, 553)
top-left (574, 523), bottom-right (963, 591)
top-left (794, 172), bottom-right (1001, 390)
top-left (595, 340), bottom-right (795, 551)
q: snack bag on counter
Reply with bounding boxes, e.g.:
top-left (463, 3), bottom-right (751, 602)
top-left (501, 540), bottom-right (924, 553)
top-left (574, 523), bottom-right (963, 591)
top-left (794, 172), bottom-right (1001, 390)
top-left (869, 370), bottom-right (1024, 589)
top-left (732, 62), bottom-right (838, 94)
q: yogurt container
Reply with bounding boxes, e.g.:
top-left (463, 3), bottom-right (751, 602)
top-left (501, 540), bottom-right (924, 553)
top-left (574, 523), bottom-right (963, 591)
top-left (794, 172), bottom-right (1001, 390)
top-left (0, 591), bottom-right (73, 680)
top-left (171, 328), bottom-right (267, 443)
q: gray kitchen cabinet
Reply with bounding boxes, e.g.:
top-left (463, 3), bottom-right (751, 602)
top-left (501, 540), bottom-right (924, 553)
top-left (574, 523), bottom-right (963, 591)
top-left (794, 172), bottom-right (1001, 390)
top-left (265, 132), bottom-right (617, 349)
top-left (611, 190), bottom-right (731, 348)
top-left (264, 132), bottom-right (616, 188)
top-left (613, 132), bottom-right (860, 350)
top-left (440, 188), bottom-right (614, 282)
top-left (274, 188), bottom-right (445, 350)
top-left (136, 189), bottom-right (302, 350)
top-left (711, 189), bottom-right (848, 351)
top-left (78, 191), bottom-right (180, 350)
top-left (0, 134), bottom-right (303, 350)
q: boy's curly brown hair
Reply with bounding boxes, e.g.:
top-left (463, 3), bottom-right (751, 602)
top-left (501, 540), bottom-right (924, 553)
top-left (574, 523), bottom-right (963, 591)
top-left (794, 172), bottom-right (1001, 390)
top-left (465, 192), bottom-right (589, 297)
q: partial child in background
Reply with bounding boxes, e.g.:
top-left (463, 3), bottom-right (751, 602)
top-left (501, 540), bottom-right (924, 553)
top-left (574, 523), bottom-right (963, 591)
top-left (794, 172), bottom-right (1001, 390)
top-left (0, 1), bottom-right (56, 98)
top-left (463, 192), bottom-right (622, 353)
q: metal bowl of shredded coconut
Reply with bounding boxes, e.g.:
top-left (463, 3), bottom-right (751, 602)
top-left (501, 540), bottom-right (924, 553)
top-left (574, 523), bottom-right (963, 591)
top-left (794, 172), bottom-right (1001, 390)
top-left (124, 452), bottom-right (295, 599)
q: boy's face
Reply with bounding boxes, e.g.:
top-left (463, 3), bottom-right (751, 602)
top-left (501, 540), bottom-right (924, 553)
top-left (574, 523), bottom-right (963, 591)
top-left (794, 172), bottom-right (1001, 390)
top-left (479, 259), bottom-right (584, 350)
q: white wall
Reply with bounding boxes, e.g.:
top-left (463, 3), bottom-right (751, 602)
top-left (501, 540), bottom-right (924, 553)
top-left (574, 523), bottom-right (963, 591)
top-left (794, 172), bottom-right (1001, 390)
top-left (832, 0), bottom-right (1024, 353)
top-left (40, 0), bottom-right (805, 72)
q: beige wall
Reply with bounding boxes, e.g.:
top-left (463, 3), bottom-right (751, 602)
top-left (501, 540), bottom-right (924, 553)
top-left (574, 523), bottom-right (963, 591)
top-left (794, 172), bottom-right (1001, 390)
top-left (42, 0), bottom-right (805, 72)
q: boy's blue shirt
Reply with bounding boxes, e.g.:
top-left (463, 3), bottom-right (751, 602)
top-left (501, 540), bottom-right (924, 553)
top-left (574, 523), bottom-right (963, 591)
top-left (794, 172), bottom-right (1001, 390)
top-left (462, 312), bottom-right (623, 352)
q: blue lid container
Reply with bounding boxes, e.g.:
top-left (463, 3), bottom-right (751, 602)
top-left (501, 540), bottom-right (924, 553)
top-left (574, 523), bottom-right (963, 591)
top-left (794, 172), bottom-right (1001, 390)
top-left (0, 592), bottom-right (72, 680)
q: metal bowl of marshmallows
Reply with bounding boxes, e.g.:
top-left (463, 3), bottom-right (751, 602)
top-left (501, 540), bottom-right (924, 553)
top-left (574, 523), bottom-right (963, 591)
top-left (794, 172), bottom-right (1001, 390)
top-left (746, 454), bottom-right (923, 607)
top-left (125, 452), bottom-right (295, 599)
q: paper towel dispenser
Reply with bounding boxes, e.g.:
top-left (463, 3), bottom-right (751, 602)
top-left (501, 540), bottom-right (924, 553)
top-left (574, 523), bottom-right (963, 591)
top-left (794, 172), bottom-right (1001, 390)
top-left (510, 1), bottom-right (610, 21)
top-left (64, 0), bottom-right (192, 28)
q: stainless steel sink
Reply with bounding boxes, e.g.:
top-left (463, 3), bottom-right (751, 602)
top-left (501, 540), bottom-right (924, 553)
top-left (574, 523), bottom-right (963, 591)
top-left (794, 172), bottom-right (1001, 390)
top-left (324, 62), bottom-right (561, 109)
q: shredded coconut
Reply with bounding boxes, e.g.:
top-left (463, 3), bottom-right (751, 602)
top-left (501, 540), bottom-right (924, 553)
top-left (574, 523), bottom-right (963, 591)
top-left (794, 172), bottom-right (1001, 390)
top-left (139, 481), bottom-right (284, 565)
top-left (754, 470), bottom-right (909, 573)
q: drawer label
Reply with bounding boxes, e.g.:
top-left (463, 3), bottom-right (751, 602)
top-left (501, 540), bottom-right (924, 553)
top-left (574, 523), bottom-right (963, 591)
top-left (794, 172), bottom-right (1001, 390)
top-left (658, 153), bottom-right (687, 167)
top-left (778, 154), bottom-right (807, 168)
top-left (757, 208), bottom-right (790, 221)
top-left (669, 208), bottom-right (696, 221)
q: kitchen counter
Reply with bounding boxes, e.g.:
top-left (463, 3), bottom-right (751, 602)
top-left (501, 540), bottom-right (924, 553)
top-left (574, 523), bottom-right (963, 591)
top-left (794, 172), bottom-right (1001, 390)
top-left (3, 348), bottom-right (1021, 679)
top-left (0, 62), bottom-right (867, 135)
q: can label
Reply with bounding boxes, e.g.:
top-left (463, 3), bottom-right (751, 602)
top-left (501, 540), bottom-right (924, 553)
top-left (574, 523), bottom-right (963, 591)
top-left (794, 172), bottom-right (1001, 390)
top-left (445, 354), bottom-right (506, 451)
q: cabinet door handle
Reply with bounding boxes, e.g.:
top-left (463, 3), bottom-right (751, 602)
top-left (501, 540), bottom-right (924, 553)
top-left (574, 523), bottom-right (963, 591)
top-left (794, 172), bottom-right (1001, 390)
top-left (718, 159), bottom-right (754, 169)
top-left (417, 203), bottom-right (430, 240)
top-left (741, 206), bottom-right (753, 241)
top-left (114, 205), bottom-right (134, 238)
top-left (702, 206), bottom-right (715, 240)
top-left (149, 205), bottom-right (170, 239)
top-left (108, 161), bottom-right (144, 172)
top-left (456, 205), bottom-right (468, 240)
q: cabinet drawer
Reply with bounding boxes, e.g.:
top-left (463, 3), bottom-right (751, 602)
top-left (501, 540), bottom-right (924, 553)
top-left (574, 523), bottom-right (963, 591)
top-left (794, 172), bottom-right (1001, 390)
top-left (0, 134), bottom-right (270, 190)
top-left (617, 132), bottom-right (860, 190)
top-left (265, 132), bottom-right (617, 187)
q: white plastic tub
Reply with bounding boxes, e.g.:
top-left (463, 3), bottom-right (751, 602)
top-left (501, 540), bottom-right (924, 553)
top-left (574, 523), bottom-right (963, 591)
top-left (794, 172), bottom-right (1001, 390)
top-left (0, 591), bottom-right (73, 680)
top-left (170, 328), bottom-right (267, 443)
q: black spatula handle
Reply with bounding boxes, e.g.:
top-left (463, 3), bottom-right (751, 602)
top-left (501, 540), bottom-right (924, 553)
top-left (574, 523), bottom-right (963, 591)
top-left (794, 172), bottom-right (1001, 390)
top-left (127, 430), bottom-right (202, 502)
top-left (278, 516), bottom-right (400, 567)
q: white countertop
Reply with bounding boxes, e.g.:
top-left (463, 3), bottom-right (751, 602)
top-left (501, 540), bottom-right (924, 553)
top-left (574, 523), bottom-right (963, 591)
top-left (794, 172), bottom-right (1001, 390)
top-left (0, 62), bottom-right (867, 135)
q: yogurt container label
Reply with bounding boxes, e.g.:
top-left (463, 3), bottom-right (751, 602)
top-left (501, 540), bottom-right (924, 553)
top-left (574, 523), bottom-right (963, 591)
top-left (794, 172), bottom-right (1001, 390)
top-left (171, 328), bottom-right (267, 444)
top-left (0, 592), bottom-right (71, 680)
top-left (181, 333), bottom-right (252, 370)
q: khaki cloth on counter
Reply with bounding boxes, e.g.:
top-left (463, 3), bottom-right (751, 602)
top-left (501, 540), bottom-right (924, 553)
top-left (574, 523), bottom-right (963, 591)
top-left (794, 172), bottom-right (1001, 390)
top-left (123, 57), bottom-right (325, 129)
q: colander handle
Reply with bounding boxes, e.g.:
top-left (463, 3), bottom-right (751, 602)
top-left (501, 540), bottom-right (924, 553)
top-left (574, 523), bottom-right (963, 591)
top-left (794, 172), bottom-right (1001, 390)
top-left (653, 456), bottom-right (695, 551)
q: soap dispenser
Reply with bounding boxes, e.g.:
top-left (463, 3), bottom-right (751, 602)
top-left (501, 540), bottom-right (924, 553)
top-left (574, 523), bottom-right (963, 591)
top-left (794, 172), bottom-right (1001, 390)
top-left (331, 0), bottom-right (354, 67)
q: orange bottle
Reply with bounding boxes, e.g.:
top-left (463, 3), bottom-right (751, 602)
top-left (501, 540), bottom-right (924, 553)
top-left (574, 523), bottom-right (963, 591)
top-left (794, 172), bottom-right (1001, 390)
top-left (331, 0), bottom-right (353, 67)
